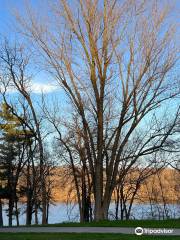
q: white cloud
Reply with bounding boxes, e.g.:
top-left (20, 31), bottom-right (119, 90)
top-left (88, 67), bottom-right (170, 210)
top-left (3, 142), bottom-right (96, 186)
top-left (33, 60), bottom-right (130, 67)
top-left (30, 82), bottom-right (58, 93)
top-left (0, 84), bottom-right (16, 94)
top-left (0, 82), bottom-right (59, 94)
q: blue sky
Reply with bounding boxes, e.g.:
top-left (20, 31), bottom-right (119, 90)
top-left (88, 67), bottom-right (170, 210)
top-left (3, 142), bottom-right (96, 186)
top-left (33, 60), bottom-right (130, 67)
top-left (0, 0), bottom-right (179, 40)
top-left (0, 0), bottom-right (179, 146)
top-left (0, 0), bottom-right (179, 97)
top-left (0, 0), bottom-right (60, 95)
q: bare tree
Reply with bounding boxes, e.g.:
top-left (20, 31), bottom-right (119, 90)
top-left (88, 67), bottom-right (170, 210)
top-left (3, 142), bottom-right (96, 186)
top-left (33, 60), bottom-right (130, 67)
top-left (49, 112), bottom-right (93, 222)
top-left (15, 0), bottom-right (180, 220)
top-left (113, 153), bottom-right (167, 220)
top-left (0, 42), bottom-right (48, 224)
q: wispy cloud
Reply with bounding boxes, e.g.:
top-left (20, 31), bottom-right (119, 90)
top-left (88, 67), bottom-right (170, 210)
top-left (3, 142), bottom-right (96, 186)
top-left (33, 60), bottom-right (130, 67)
top-left (30, 82), bottom-right (58, 93)
top-left (0, 82), bottom-right (59, 94)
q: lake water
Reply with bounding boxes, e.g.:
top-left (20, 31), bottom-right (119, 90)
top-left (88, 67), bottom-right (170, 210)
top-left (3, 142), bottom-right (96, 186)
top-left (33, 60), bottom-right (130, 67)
top-left (1, 202), bottom-right (180, 226)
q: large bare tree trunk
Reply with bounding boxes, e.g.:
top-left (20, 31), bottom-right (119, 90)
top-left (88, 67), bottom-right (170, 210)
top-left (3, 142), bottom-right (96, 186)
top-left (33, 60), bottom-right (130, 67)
top-left (8, 198), bottom-right (13, 226)
top-left (15, 200), bottom-right (19, 226)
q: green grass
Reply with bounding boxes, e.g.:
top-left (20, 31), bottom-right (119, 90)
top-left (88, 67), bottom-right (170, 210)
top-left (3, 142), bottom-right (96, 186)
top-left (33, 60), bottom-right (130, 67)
top-left (28, 219), bottom-right (180, 228)
top-left (0, 233), bottom-right (179, 240)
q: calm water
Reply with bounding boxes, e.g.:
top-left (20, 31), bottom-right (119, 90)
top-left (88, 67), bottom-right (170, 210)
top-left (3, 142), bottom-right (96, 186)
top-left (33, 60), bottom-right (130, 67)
top-left (1, 202), bottom-right (180, 226)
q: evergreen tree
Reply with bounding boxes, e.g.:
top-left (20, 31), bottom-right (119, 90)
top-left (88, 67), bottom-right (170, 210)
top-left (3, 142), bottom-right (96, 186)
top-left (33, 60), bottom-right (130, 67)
top-left (0, 102), bottom-right (32, 226)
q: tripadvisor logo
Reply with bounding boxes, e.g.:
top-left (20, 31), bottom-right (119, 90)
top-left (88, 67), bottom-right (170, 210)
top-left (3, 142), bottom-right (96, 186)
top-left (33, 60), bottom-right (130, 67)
top-left (135, 227), bottom-right (174, 235)
top-left (135, 227), bottom-right (143, 235)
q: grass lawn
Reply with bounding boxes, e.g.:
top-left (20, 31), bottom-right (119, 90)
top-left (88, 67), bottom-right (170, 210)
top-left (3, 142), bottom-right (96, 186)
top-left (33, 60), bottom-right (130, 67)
top-left (0, 233), bottom-right (179, 240)
top-left (30, 219), bottom-right (180, 228)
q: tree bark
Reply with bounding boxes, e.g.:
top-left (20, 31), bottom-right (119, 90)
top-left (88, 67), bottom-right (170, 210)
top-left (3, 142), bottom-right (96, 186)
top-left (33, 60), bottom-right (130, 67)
top-left (34, 203), bottom-right (38, 224)
top-left (15, 200), bottom-right (19, 226)
top-left (0, 199), bottom-right (3, 227)
top-left (8, 198), bottom-right (13, 226)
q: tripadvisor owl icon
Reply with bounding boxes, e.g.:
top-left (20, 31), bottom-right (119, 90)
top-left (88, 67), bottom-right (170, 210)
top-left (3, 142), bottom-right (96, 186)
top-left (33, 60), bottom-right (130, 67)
top-left (135, 227), bottom-right (143, 235)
